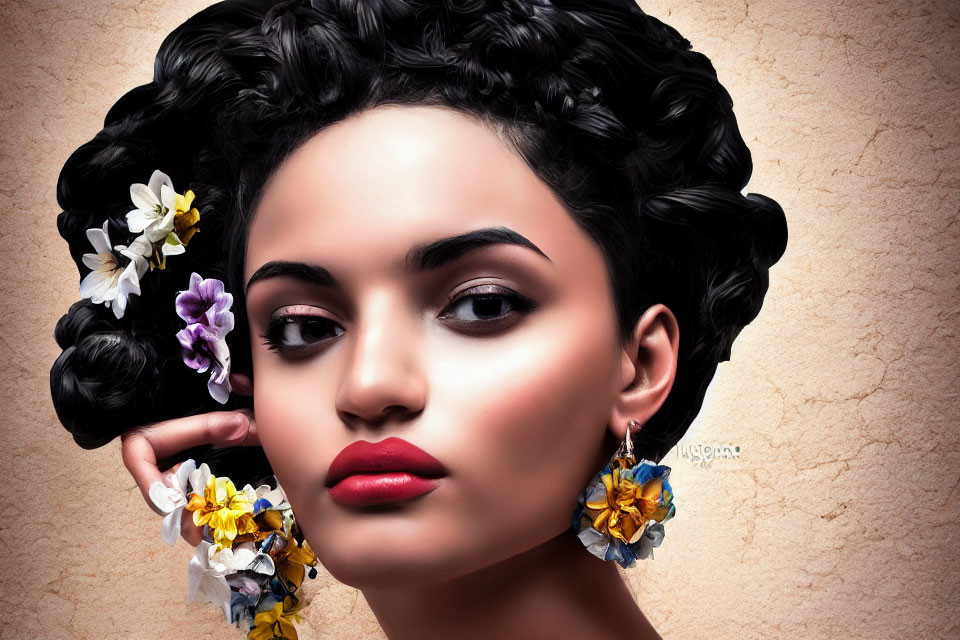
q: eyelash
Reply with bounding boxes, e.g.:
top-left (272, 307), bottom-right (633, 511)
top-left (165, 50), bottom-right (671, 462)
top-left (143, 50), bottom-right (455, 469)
top-left (258, 285), bottom-right (537, 355)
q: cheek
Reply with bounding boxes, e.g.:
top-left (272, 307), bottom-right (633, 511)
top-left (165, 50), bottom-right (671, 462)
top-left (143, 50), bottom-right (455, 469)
top-left (250, 357), bottom-right (331, 505)
top-left (436, 311), bottom-right (621, 536)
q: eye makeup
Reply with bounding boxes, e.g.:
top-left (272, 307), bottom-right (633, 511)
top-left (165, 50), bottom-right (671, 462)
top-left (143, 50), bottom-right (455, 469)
top-left (258, 284), bottom-right (538, 356)
top-left (259, 308), bottom-right (344, 355)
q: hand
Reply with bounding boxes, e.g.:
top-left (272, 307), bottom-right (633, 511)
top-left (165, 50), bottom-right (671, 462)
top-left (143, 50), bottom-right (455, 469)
top-left (121, 374), bottom-right (258, 546)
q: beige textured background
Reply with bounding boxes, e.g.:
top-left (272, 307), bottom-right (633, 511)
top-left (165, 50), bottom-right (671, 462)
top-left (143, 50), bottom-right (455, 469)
top-left (1, 0), bottom-right (957, 638)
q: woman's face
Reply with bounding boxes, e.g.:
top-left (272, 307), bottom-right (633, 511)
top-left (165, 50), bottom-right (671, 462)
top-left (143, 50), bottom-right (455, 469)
top-left (244, 104), bottom-right (626, 589)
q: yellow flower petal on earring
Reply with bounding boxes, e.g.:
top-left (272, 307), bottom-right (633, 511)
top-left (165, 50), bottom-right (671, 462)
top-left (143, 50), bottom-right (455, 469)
top-left (592, 508), bottom-right (610, 532)
top-left (247, 601), bottom-right (300, 640)
top-left (640, 477), bottom-right (663, 503)
top-left (273, 536), bottom-right (318, 593)
top-left (186, 474), bottom-right (258, 550)
top-left (621, 516), bottom-right (641, 544)
top-left (258, 509), bottom-right (285, 533)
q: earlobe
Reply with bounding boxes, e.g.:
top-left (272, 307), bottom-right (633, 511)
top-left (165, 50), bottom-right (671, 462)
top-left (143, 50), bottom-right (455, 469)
top-left (229, 372), bottom-right (254, 397)
top-left (608, 304), bottom-right (679, 441)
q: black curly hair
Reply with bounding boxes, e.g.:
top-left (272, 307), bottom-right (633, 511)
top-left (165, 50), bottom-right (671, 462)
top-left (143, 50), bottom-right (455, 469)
top-left (50, 0), bottom-right (787, 487)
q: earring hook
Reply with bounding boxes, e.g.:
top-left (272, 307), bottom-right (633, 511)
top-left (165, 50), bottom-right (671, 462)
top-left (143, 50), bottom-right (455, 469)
top-left (625, 419), bottom-right (641, 456)
top-left (617, 419), bottom-right (642, 459)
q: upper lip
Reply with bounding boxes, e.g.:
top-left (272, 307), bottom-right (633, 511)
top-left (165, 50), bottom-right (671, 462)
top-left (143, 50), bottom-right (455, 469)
top-left (325, 437), bottom-right (448, 488)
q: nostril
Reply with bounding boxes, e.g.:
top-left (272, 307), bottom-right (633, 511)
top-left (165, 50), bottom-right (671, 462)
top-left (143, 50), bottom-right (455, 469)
top-left (337, 404), bottom-right (424, 431)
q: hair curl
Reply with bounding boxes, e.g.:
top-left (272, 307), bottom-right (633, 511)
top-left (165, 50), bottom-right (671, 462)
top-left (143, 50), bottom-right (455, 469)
top-left (50, 0), bottom-right (787, 485)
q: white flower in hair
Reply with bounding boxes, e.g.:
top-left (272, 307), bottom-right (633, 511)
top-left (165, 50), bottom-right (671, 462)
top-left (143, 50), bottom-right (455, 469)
top-left (79, 220), bottom-right (150, 319)
top-left (126, 169), bottom-right (201, 270)
top-left (126, 169), bottom-right (179, 244)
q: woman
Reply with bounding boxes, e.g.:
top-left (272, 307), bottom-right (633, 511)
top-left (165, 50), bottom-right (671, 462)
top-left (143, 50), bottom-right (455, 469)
top-left (50, 0), bottom-right (787, 638)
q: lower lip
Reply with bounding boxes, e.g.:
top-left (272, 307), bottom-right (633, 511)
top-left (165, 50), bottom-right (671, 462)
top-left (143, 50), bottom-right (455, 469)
top-left (328, 472), bottom-right (442, 507)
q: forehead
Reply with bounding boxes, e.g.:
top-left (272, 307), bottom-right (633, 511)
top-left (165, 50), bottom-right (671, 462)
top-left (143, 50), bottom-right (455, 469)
top-left (244, 104), bottom-right (598, 283)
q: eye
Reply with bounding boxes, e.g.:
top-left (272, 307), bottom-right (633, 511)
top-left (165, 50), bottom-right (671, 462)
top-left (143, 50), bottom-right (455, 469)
top-left (438, 284), bottom-right (537, 328)
top-left (259, 313), bottom-right (344, 354)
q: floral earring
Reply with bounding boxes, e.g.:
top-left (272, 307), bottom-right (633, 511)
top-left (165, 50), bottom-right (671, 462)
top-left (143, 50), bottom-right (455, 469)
top-left (572, 419), bottom-right (676, 568)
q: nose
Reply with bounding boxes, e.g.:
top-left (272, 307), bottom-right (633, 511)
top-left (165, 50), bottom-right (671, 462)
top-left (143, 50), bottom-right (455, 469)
top-left (335, 291), bottom-right (427, 429)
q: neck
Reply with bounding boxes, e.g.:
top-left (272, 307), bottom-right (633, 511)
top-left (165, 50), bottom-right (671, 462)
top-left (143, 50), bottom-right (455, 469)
top-left (360, 529), bottom-right (661, 640)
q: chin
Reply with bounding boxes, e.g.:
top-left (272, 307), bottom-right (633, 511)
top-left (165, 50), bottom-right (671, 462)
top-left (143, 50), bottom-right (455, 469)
top-left (304, 515), bottom-right (567, 591)
top-left (316, 541), bottom-right (487, 590)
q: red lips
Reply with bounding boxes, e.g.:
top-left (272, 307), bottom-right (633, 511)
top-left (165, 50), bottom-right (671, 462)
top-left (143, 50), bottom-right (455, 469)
top-left (326, 437), bottom-right (447, 507)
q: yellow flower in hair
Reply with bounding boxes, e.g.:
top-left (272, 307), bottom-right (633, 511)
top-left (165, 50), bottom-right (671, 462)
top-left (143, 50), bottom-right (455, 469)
top-left (173, 188), bottom-right (200, 246)
top-left (247, 601), bottom-right (301, 640)
top-left (186, 474), bottom-right (258, 550)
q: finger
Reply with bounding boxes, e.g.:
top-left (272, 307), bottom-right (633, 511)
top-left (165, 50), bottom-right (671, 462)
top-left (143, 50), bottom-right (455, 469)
top-left (180, 509), bottom-right (203, 546)
top-left (138, 461), bottom-right (186, 516)
top-left (135, 409), bottom-right (258, 461)
top-left (121, 409), bottom-right (258, 510)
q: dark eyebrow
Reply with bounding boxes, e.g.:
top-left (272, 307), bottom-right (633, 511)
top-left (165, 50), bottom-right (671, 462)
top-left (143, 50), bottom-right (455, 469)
top-left (406, 226), bottom-right (551, 270)
top-left (245, 226), bottom-right (550, 294)
top-left (246, 260), bottom-right (337, 294)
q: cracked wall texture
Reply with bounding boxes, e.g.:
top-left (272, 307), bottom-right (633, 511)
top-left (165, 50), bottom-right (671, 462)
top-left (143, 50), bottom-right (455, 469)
top-left (1, 0), bottom-right (957, 638)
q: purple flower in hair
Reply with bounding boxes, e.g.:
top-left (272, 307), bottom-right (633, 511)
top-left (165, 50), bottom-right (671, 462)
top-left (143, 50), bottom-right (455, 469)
top-left (175, 272), bottom-right (234, 404)
top-left (176, 272), bottom-right (234, 330)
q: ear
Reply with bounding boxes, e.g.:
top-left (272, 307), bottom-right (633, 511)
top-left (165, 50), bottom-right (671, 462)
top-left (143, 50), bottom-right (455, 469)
top-left (229, 372), bottom-right (254, 397)
top-left (607, 304), bottom-right (679, 442)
